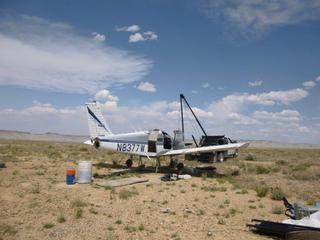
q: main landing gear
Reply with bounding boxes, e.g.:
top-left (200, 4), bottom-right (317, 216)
top-left (125, 158), bottom-right (133, 168)
top-left (126, 156), bottom-right (145, 169)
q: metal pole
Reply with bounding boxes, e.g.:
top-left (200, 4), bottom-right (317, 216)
top-left (180, 94), bottom-right (208, 138)
top-left (180, 94), bottom-right (185, 141)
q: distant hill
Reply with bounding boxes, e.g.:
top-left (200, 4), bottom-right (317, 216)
top-left (245, 140), bottom-right (320, 149)
top-left (0, 130), bottom-right (88, 143)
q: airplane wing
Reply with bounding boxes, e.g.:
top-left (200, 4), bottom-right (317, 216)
top-left (162, 142), bottom-right (250, 156)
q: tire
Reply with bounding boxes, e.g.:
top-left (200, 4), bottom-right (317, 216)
top-left (126, 159), bottom-right (133, 168)
top-left (177, 162), bottom-right (184, 171)
top-left (233, 150), bottom-right (239, 158)
top-left (217, 152), bottom-right (224, 162)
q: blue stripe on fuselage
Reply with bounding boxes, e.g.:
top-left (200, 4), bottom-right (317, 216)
top-left (99, 139), bottom-right (147, 145)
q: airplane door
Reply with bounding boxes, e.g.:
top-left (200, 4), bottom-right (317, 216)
top-left (148, 130), bottom-right (158, 153)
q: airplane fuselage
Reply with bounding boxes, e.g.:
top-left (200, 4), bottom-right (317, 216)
top-left (95, 130), bottom-right (170, 157)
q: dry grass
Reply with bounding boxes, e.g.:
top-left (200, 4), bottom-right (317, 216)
top-left (0, 139), bottom-right (319, 240)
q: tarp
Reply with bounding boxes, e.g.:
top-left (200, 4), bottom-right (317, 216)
top-left (283, 210), bottom-right (320, 228)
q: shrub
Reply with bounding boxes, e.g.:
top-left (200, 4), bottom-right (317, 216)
top-left (230, 208), bottom-right (237, 216)
top-left (245, 154), bottom-right (256, 161)
top-left (276, 160), bottom-right (288, 166)
top-left (218, 218), bottom-right (226, 225)
top-left (57, 215), bottom-right (66, 223)
top-left (75, 208), bottom-right (83, 219)
top-left (256, 165), bottom-right (270, 174)
top-left (271, 187), bottom-right (286, 201)
top-left (119, 189), bottom-right (139, 200)
top-left (272, 205), bottom-right (284, 215)
top-left (256, 186), bottom-right (269, 198)
top-left (31, 183), bottom-right (40, 194)
top-left (115, 220), bottom-right (122, 224)
top-left (0, 224), bottom-right (17, 235)
top-left (43, 223), bottom-right (55, 229)
top-left (138, 224), bottom-right (144, 231)
top-left (289, 163), bottom-right (310, 172)
top-left (71, 199), bottom-right (88, 208)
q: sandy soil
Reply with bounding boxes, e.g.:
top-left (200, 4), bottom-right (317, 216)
top-left (1, 140), bottom-right (319, 240)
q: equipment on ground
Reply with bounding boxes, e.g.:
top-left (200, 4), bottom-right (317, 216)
top-left (248, 219), bottom-right (320, 239)
top-left (179, 94), bottom-right (238, 162)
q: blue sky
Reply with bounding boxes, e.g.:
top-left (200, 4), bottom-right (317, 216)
top-left (0, 0), bottom-right (320, 143)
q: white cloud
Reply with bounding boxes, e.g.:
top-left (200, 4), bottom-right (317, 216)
top-left (248, 80), bottom-right (263, 87)
top-left (92, 32), bottom-right (106, 42)
top-left (0, 102), bottom-right (86, 134)
top-left (191, 90), bottom-right (198, 94)
top-left (143, 31), bottom-right (158, 40)
top-left (135, 82), bottom-right (156, 92)
top-left (303, 81), bottom-right (316, 89)
top-left (203, 0), bottom-right (320, 37)
top-left (0, 14), bottom-right (152, 93)
top-left (202, 82), bottom-right (210, 88)
top-left (129, 31), bottom-right (158, 43)
top-left (209, 88), bottom-right (308, 117)
top-left (316, 76), bottom-right (320, 81)
top-left (115, 25), bottom-right (140, 32)
top-left (129, 33), bottom-right (145, 43)
top-left (253, 110), bottom-right (300, 124)
top-left (0, 89), bottom-right (317, 143)
top-left (94, 89), bottom-right (119, 112)
top-left (95, 89), bottom-right (119, 102)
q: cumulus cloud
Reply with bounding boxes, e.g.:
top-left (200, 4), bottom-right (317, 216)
top-left (94, 89), bottom-right (119, 111)
top-left (202, 82), bottom-right (210, 88)
top-left (129, 33), bottom-right (145, 43)
top-left (0, 85), bottom-right (317, 143)
top-left (129, 31), bottom-right (158, 43)
top-left (248, 80), bottom-right (263, 87)
top-left (209, 88), bottom-right (308, 117)
top-left (95, 89), bottom-right (119, 102)
top-left (0, 102), bottom-right (86, 134)
top-left (135, 82), bottom-right (156, 92)
top-left (92, 32), bottom-right (106, 42)
top-left (115, 25), bottom-right (140, 32)
top-left (202, 0), bottom-right (320, 37)
top-left (253, 110), bottom-right (301, 124)
top-left (303, 80), bottom-right (316, 89)
top-left (143, 31), bottom-right (158, 40)
top-left (0, 14), bottom-right (152, 93)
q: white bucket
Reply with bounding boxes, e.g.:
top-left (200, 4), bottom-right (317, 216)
top-left (77, 161), bottom-right (92, 184)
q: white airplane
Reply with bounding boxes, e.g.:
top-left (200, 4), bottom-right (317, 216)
top-left (84, 101), bottom-right (249, 171)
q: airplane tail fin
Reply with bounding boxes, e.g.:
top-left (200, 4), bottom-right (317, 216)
top-left (85, 101), bottom-right (113, 138)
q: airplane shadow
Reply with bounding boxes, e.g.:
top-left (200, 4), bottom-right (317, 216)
top-left (93, 162), bottom-right (219, 179)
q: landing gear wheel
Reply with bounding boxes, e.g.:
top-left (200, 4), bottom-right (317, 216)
top-left (177, 162), bottom-right (184, 173)
top-left (126, 159), bottom-right (133, 168)
top-left (217, 152), bottom-right (224, 163)
top-left (169, 159), bottom-right (178, 168)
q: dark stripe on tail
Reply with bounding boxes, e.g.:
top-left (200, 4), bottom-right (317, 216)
top-left (87, 106), bottom-right (108, 132)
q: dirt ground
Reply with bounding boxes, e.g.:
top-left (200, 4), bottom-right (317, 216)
top-left (1, 140), bottom-right (320, 240)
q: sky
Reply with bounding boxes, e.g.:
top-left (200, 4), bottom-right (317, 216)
top-left (0, 0), bottom-right (320, 143)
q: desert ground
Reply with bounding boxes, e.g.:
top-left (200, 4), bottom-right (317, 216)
top-left (1, 138), bottom-right (320, 240)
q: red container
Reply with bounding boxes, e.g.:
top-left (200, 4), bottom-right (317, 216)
top-left (66, 168), bottom-right (76, 185)
top-left (67, 168), bottom-right (76, 175)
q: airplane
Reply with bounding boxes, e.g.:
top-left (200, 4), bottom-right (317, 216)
top-left (84, 101), bottom-right (249, 171)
